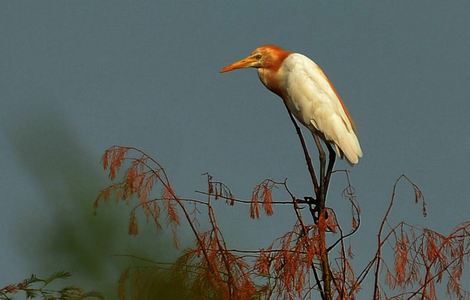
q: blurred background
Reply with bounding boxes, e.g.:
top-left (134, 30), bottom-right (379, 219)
top-left (1, 1), bottom-right (469, 298)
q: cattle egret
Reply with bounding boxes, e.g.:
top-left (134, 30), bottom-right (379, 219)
top-left (221, 45), bottom-right (362, 165)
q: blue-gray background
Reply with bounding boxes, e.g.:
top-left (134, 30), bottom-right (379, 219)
top-left (1, 1), bottom-right (469, 298)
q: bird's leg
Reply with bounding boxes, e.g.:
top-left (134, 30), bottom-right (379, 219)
top-left (312, 133), bottom-right (326, 191)
top-left (324, 143), bottom-right (336, 200)
top-left (283, 106), bottom-right (320, 194)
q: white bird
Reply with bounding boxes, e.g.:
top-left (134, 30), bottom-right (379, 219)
top-left (220, 44), bottom-right (362, 165)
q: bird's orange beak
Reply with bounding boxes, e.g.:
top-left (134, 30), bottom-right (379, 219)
top-left (220, 55), bottom-right (258, 73)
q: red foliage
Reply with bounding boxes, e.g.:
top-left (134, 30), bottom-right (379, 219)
top-left (394, 233), bottom-right (408, 285)
top-left (250, 180), bottom-right (279, 219)
top-left (96, 147), bottom-right (470, 300)
top-left (95, 146), bottom-right (183, 244)
top-left (249, 191), bottom-right (260, 219)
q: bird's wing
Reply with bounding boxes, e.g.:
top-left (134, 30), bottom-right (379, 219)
top-left (282, 53), bottom-right (362, 163)
top-left (283, 53), bottom-right (356, 134)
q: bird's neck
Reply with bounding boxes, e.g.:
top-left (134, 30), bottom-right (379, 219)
top-left (258, 68), bottom-right (283, 97)
top-left (257, 51), bottom-right (291, 98)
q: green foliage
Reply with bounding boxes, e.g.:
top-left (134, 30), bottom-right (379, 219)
top-left (7, 114), bottom-right (173, 298)
top-left (118, 266), bottom-right (199, 300)
top-left (0, 272), bottom-right (103, 300)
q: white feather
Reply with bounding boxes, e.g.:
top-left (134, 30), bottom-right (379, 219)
top-left (276, 53), bottom-right (363, 164)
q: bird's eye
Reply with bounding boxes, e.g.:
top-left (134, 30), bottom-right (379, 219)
top-left (254, 54), bottom-right (262, 60)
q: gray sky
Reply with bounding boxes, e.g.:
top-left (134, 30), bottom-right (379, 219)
top-left (1, 0), bottom-right (469, 296)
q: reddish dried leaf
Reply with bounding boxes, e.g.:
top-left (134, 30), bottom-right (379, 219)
top-left (262, 184), bottom-right (274, 216)
top-left (162, 185), bottom-right (180, 225)
top-left (109, 147), bottom-right (128, 180)
top-left (255, 249), bottom-right (271, 276)
top-left (352, 215), bottom-right (358, 230)
top-left (250, 192), bottom-right (260, 219)
top-left (394, 234), bottom-right (409, 285)
top-left (101, 149), bottom-right (110, 170)
top-left (305, 237), bottom-right (316, 265)
top-left (94, 186), bottom-right (113, 212)
top-left (166, 198), bottom-right (180, 226)
top-left (426, 233), bottom-right (441, 262)
top-left (236, 278), bottom-right (257, 300)
top-left (138, 174), bottom-right (155, 205)
top-left (125, 161), bottom-right (145, 195)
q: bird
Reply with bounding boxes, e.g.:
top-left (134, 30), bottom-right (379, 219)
top-left (220, 44), bottom-right (362, 165)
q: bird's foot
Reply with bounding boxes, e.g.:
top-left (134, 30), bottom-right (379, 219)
top-left (294, 196), bottom-right (316, 204)
top-left (298, 196), bottom-right (329, 224)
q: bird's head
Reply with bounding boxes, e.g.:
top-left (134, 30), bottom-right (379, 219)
top-left (220, 45), bottom-right (290, 73)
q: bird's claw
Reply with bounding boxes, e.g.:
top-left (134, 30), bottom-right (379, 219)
top-left (296, 196), bottom-right (329, 224)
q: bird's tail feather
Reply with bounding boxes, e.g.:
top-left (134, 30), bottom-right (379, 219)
top-left (309, 117), bottom-right (363, 165)
top-left (337, 130), bottom-right (362, 165)
top-left (325, 117), bottom-right (363, 165)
